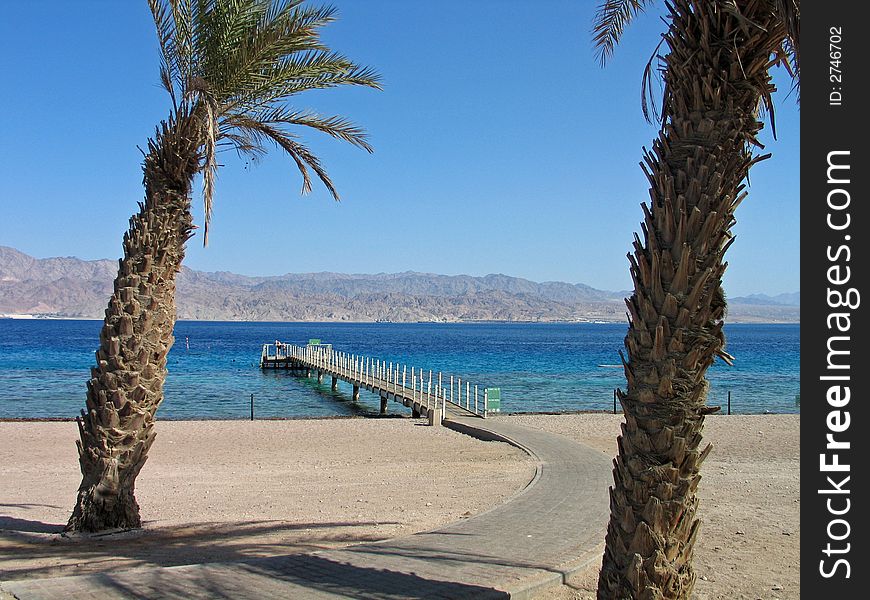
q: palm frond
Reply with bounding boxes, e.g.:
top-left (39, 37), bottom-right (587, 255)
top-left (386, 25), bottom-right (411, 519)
top-left (219, 132), bottom-right (269, 162)
top-left (147, 0), bottom-right (197, 102)
top-left (261, 1), bottom-right (336, 54)
top-left (279, 135), bottom-right (338, 200)
top-left (775, 0), bottom-right (800, 100)
top-left (172, 0), bottom-right (196, 91)
top-left (224, 115), bottom-right (338, 199)
top-left (592, 0), bottom-right (653, 66)
top-left (242, 106), bottom-right (373, 152)
top-left (225, 50), bottom-right (381, 116)
top-left (200, 94), bottom-right (220, 245)
top-left (146, 0), bottom-right (380, 239)
top-left (194, 1), bottom-right (361, 106)
top-left (640, 36), bottom-right (666, 124)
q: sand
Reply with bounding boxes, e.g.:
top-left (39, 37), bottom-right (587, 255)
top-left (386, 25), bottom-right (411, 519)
top-left (0, 414), bottom-right (799, 599)
top-left (511, 414), bottom-right (800, 600)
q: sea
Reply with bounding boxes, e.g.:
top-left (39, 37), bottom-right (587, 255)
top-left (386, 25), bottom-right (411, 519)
top-left (0, 320), bottom-right (799, 420)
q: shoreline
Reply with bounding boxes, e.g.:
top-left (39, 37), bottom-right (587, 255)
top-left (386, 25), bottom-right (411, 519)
top-left (0, 408), bottom-right (801, 423)
top-left (2, 315), bottom-right (800, 324)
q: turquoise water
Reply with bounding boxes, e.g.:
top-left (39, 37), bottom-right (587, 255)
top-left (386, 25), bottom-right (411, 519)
top-left (0, 320), bottom-right (799, 419)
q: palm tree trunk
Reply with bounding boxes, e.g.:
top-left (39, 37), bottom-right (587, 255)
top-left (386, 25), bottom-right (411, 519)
top-left (597, 2), bottom-right (786, 598)
top-left (67, 113), bottom-right (200, 532)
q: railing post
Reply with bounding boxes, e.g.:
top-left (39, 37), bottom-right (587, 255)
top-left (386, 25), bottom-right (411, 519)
top-left (484, 388), bottom-right (488, 418)
top-left (475, 385), bottom-right (478, 414)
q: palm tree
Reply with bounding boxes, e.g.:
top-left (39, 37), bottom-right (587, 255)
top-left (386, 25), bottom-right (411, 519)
top-left (66, 0), bottom-right (380, 532)
top-left (591, 1), bottom-right (798, 598)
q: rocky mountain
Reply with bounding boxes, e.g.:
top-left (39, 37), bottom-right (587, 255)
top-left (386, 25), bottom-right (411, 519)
top-left (0, 246), bottom-right (799, 322)
top-left (730, 292), bottom-right (801, 306)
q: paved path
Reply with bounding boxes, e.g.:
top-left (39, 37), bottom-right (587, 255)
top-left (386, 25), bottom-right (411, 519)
top-left (1, 417), bottom-right (612, 599)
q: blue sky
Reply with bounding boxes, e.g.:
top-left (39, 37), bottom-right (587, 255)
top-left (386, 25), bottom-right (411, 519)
top-left (0, 0), bottom-right (799, 296)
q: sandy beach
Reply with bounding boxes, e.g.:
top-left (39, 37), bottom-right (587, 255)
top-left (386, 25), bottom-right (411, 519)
top-left (0, 414), bottom-right (798, 599)
top-left (509, 414), bottom-right (800, 600)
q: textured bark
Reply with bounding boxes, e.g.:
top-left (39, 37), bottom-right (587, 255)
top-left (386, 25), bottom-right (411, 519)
top-left (597, 2), bottom-right (786, 598)
top-left (67, 112), bottom-right (201, 532)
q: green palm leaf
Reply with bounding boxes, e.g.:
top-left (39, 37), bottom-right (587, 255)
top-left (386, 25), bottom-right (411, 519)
top-left (592, 0), bottom-right (653, 66)
top-left (147, 0), bottom-right (381, 245)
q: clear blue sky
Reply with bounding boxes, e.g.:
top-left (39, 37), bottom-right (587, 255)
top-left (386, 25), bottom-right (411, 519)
top-left (0, 0), bottom-right (799, 296)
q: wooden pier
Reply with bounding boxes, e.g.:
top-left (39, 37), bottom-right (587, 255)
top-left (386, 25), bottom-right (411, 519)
top-left (260, 341), bottom-right (494, 424)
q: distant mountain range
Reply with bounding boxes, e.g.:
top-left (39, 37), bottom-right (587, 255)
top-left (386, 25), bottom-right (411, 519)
top-left (0, 246), bottom-right (799, 323)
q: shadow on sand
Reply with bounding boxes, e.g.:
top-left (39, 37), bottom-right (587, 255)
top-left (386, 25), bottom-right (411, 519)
top-left (0, 519), bottom-right (395, 580)
top-left (1, 519), bottom-right (515, 599)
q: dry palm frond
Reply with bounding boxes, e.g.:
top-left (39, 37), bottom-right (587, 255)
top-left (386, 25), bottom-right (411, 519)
top-left (200, 93), bottom-right (219, 245)
top-left (774, 0), bottom-right (800, 100)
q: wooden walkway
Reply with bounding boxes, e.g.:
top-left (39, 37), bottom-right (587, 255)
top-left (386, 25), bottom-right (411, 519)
top-left (260, 342), bottom-right (494, 423)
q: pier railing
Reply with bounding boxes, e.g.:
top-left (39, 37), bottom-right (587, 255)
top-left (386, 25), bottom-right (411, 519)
top-left (261, 343), bottom-right (492, 419)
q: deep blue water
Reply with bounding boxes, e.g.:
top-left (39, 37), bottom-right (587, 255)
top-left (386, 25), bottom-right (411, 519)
top-left (0, 320), bottom-right (799, 419)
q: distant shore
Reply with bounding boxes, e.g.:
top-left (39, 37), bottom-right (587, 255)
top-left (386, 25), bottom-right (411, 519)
top-left (0, 407), bottom-right (800, 423)
top-left (1, 314), bottom-right (799, 324)
top-left (0, 414), bottom-right (798, 599)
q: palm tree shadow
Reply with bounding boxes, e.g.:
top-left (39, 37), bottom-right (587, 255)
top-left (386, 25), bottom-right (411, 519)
top-left (0, 519), bottom-right (400, 581)
top-left (3, 519), bottom-right (588, 598)
top-left (0, 516), bottom-right (64, 534)
top-left (54, 553), bottom-right (512, 599)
